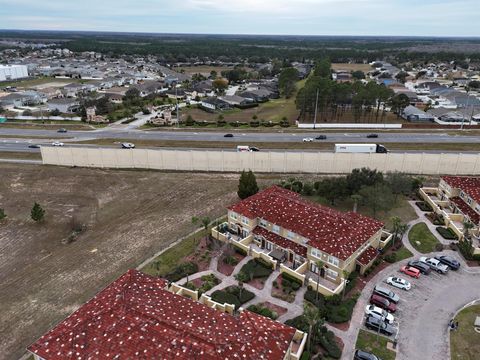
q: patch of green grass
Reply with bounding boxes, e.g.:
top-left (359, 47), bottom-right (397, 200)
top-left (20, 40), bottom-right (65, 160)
top-left (408, 222), bottom-right (440, 253)
top-left (355, 329), bottom-right (396, 360)
top-left (395, 246), bottom-right (414, 261)
top-left (451, 304), bottom-right (480, 359)
top-left (141, 229), bottom-right (207, 276)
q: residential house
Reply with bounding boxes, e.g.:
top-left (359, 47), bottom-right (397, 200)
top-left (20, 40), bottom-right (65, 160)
top-left (239, 88), bottom-right (272, 103)
top-left (86, 107), bottom-right (108, 123)
top-left (212, 186), bottom-right (392, 296)
top-left (402, 105), bottom-right (435, 122)
top-left (37, 87), bottom-right (63, 100)
top-left (166, 88), bottom-right (186, 100)
top-left (420, 176), bottom-right (480, 255)
top-left (0, 91), bottom-right (46, 108)
top-left (219, 95), bottom-right (253, 107)
top-left (200, 97), bottom-right (232, 111)
top-left (27, 269), bottom-right (306, 360)
top-left (334, 70), bottom-right (353, 83)
top-left (47, 98), bottom-right (80, 113)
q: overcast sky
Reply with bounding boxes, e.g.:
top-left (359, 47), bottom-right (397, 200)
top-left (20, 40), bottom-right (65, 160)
top-left (1, 0), bottom-right (479, 37)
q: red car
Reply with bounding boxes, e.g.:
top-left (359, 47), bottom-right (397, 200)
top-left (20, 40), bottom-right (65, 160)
top-left (370, 294), bottom-right (396, 313)
top-left (400, 265), bottom-right (421, 279)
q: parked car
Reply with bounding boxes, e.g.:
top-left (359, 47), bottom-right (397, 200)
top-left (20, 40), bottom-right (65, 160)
top-left (373, 285), bottom-right (400, 303)
top-left (370, 294), bottom-right (396, 313)
top-left (419, 256), bottom-right (449, 274)
top-left (354, 349), bottom-right (382, 360)
top-left (365, 305), bottom-right (395, 324)
top-left (121, 142), bottom-right (135, 149)
top-left (435, 255), bottom-right (460, 270)
top-left (52, 141), bottom-right (64, 147)
top-left (249, 146), bottom-right (260, 152)
top-left (28, 144), bottom-right (40, 148)
top-left (387, 276), bottom-right (412, 290)
top-left (224, 133), bottom-right (234, 138)
top-left (367, 133), bottom-right (379, 138)
top-left (399, 266), bottom-right (421, 279)
top-left (57, 128), bottom-right (67, 133)
top-left (302, 137), bottom-right (314, 142)
top-left (315, 134), bottom-right (327, 140)
top-left (365, 315), bottom-right (396, 336)
top-left (408, 260), bottom-right (431, 275)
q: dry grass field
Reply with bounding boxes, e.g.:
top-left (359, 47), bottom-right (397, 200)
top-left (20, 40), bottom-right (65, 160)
top-left (0, 164), bottom-right (242, 359)
top-left (331, 63), bottom-right (373, 72)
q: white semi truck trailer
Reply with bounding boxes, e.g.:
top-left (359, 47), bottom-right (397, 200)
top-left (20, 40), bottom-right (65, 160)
top-left (334, 143), bottom-right (388, 153)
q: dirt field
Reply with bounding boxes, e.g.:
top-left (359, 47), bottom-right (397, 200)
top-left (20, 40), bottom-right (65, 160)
top-left (0, 164), bottom-right (242, 359)
top-left (331, 63), bottom-right (373, 72)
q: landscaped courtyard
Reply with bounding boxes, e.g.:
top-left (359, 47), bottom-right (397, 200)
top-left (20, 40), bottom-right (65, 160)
top-left (450, 304), bottom-right (480, 360)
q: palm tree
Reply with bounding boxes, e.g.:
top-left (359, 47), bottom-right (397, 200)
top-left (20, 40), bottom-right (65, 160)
top-left (303, 304), bottom-right (324, 353)
top-left (201, 216), bottom-right (211, 244)
top-left (351, 194), bottom-right (362, 213)
top-left (315, 260), bottom-right (325, 302)
top-left (462, 220), bottom-right (474, 240)
top-left (390, 216), bottom-right (402, 247)
top-left (191, 216), bottom-right (199, 242)
top-left (341, 270), bottom-right (350, 300)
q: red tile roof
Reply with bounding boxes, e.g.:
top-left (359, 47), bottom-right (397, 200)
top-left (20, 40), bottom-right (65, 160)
top-left (28, 270), bottom-right (296, 360)
top-left (252, 226), bottom-right (308, 258)
top-left (442, 176), bottom-right (480, 204)
top-left (450, 196), bottom-right (480, 224)
top-left (228, 186), bottom-right (384, 260)
top-left (357, 246), bottom-right (379, 266)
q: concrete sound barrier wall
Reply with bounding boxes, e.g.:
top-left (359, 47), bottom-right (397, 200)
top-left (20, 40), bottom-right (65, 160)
top-left (40, 147), bottom-right (480, 175)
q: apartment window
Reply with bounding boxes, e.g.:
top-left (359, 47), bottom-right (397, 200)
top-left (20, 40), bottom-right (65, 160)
top-left (460, 191), bottom-right (465, 199)
top-left (311, 248), bottom-right (322, 258)
top-left (326, 269), bottom-right (338, 280)
top-left (272, 224), bottom-right (280, 234)
top-left (260, 219), bottom-right (268, 227)
top-left (265, 241), bottom-right (273, 251)
top-left (230, 212), bottom-right (238, 220)
top-left (241, 216), bottom-right (249, 225)
top-left (467, 197), bottom-right (473, 205)
top-left (286, 231), bottom-right (295, 240)
top-left (328, 255), bottom-right (340, 267)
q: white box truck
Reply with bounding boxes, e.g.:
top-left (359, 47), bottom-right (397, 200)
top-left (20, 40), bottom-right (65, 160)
top-left (334, 143), bottom-right (388, 153)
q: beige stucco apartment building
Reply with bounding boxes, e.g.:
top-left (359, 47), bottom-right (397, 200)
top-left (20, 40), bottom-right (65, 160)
top-left (213, 186), bottom-right (392, 296)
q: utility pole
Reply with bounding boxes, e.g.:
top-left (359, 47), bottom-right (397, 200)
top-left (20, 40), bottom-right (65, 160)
top-left (461, 86), bottom-right (470, 131)
top-left (175, 83), bottom-right (180, 128)
top-left (313, 88), bottom-right (319, 130)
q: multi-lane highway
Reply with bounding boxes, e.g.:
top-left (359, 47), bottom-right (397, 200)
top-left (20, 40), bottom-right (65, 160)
top-left (0, 127), bottom-right (479, 143)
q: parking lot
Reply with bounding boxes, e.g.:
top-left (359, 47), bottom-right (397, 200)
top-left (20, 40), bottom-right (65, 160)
top-left (354, 251), bottom-right (480, 360)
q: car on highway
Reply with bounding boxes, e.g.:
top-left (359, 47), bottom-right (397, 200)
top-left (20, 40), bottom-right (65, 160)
top-left (399, 266), bottom-right (421, 279)
top-left (249, 146), bottom-right (260, 152)
top-left (435, 255), bottom-right (460, 270)
top-left (365, 304), bottom-right (395, 324)
top-left (57, 128), bottom-right (68, 133)
top-left (408, 260), bottom-right (432, 275)
top-left (315, 134), bottom-right (327, 140)
top-left (354, 349), bottom-right (382, 360)
top-left (419, 256), bottom-right (449, 274)
top-left (224, 133), bottom-right (234, 138)
top-left (365, 315), bottom-right (396, 336)
top-left (370, 294), bottom-right (396, 313)
top-left (387, 276), bottom-right (412, 290)
top-left (28, 144), bottom-right (41, 149)
top-left (373, 285), bottom-right (400, 303)
top-left (302, 137), bottom-right (314, 142)
top-left (367, 133), bottom-right (379, 138)
top-left (52, 141), bottom-right (64, 146)
top-left (121, 142), bottom-right (135, 149)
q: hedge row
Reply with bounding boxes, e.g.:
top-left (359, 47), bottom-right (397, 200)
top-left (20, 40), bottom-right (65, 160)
top-left (247, 304), bottom-right (278, 320)
top-left (235, 259), bottom-right (273, 282)
top-left (436, 226), bottom-right (458, 240)
top-left (211, 286), bottom-right (255, 309)
top-left (416, 201), bottom-right (433, 212)
top-left (165, 262), bottom-right (199, 282)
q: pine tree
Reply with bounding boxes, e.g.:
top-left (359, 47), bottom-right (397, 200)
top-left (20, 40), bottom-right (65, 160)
top-left (0, 208), bottom-right (6, 220)
top-left (31, 202), bottom-right (45, 222)
top-left (237, 170), bottom-right (259, 199)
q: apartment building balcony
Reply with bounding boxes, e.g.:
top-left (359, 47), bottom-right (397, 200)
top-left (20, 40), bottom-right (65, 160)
top-left (379, 230), bottom-right (393, 249)
top-left (289, 330), bottom-right (308, 360)
top-left (306, 271), bottom-right (345, 296)
top-left (211, 222), bottom-right (253, 252)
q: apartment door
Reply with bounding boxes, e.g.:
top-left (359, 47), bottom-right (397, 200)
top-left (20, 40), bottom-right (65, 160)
top-left (288, 252), bottom-right (294, 262)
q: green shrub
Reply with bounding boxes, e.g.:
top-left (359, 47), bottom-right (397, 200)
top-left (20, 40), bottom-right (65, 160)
top-left (211, 290), bottom-right (241, 308)
top-left (325, 298), bottom-right (357, 323)
top-left (436, 226), bottom-right (458, 240)
top-left (223, 255), bottom-right (239, 266)
top-left (285, 315), bottom-right (310, 333)
top-left (247, 304), bottom-right (278, 320)
top-left (249, 120), bottom-right (260, 127)
top-left (384, 253), bottom-right (397, 263)
top-left (165, 262), bottom-right (199, 282)
top-left (281, 272), bottom-right (303, 288)
top-left (234, 247), bottom-right (247, 256)
top-left (416, 201), bottom-right (433, 212)
top-left (304, 289), bottom-right (325, 308)
top-left (318, 326), bottom-right (342, 359)
top-left (236, 259), bottom-right (273, 281)
top-left (300, 351), bottom-right (311, 360)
